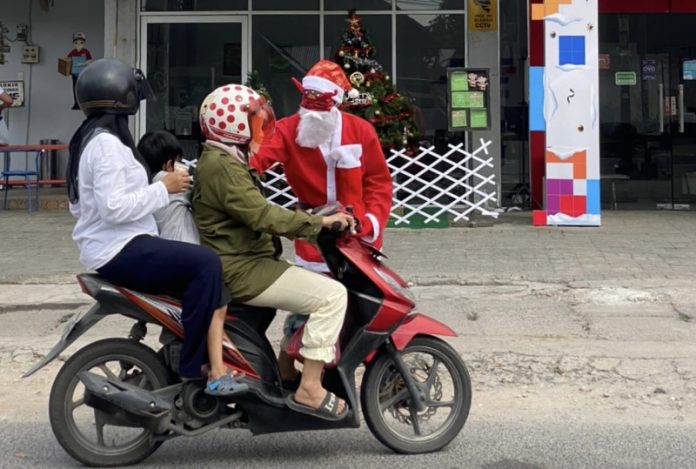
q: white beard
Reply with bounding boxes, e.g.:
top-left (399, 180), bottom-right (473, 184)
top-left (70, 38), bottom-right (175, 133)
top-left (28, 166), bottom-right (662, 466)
top-left (295, 107), bottom-right (339, 149)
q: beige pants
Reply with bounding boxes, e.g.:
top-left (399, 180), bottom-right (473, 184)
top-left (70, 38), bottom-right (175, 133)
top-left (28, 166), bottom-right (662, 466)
top-left (244, 266), bottom-right (347, 363)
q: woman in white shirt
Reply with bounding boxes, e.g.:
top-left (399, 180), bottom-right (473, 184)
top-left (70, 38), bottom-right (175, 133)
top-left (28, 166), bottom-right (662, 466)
top-left (66, 59), bottom-right (245, 395)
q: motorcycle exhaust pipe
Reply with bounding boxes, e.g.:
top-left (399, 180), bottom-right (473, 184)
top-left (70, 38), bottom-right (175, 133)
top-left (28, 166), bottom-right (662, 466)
top-left (79, 371), bottom-right (172, 429)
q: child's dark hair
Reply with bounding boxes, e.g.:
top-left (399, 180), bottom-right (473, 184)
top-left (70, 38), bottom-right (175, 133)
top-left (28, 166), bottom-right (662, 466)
top-left (137, 130), bottom-right (183, 174)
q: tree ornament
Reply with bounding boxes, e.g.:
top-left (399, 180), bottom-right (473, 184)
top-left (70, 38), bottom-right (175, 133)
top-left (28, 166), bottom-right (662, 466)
top-left (349, 71), bottom-right (365, 87)
top-left (385, 74), bottom-right (390, 81)
top-left (366, 81), bottom-right (371, 88)
top-left (338, 50), bottom-right (345, 57)
top-left (375, 110), bottom-right (381, 116)
top-left (344, 62), bottom-right (350, 69)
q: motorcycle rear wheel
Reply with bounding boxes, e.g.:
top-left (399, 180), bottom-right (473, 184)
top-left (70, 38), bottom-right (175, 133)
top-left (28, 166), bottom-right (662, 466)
top-left (361, 336), bottom-right (472, 454)
top-left (49, 338), bottom-right (171, 467)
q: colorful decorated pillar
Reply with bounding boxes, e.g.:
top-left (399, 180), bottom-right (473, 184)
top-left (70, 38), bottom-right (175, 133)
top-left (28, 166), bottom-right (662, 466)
top-left (530, 0), bottom-right (601, 226)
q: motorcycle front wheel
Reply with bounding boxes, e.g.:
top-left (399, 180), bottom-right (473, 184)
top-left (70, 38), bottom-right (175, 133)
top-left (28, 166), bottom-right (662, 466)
top-left (361, 336), bottom-right (472, 454)
top-left (49, 338), bottom-right (171, 467)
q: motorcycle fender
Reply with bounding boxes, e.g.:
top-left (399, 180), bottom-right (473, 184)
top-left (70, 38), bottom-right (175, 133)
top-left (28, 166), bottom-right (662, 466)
top-left (22, 303), bottom-right (111, 378)
top-left (364, 313), bottom-right (457, 363)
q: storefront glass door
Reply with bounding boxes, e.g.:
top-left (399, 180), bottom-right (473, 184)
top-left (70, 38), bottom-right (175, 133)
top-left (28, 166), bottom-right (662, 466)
top-left (139, 16), bottom-right (247, 159)
top-left (599, 14), bottom-right (696, 209)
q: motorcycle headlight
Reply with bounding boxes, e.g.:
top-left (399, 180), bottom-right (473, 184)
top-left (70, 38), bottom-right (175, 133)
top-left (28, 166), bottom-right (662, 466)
top-left (373, 266), bottom-right (415, 302)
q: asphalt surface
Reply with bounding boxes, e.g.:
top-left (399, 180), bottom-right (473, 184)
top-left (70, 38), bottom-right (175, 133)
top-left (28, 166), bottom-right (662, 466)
top-left (2, 418), bottom-right (694, 468)
top-left (1, 210), bottom-right (696, 468)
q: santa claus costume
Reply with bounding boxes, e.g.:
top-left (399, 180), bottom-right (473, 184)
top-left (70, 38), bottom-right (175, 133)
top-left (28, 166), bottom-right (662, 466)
top-left (252, 60), bottom-right (393, 272)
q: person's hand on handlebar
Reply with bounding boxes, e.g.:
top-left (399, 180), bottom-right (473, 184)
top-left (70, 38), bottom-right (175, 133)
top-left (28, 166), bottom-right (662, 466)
top-left (160, 170), bottom-right (191, 194)
top-left (321, 212), bottom-right (356, 233)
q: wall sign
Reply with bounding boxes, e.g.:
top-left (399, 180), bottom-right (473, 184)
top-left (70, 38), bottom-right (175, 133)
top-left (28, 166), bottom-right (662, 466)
top-left (468, 0), bottom-right (498, 32)
top-left (615, 71), bottom-right (637, 86)
top-left (641, 59), bottom-right (657, 80)
top-left (0, 81), bottom-right (25, 107)
top-left (447, 68), bottom-right (491, 131)
top-left (683, 60), bottom-right (696, 81)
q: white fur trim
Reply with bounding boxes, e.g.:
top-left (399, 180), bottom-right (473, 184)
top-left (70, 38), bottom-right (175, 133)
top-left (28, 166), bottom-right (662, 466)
top-left (294, 255), bottom-right (330, 273)
top-left (347, 88), bottom-right (359, 99)
top-left (363, 213), bottom-right (380, 244)
top-left (330, 144), bottom-right (362, 169)
top-left (303, 75), bottom-right (344, 103)
top-left (320, 112), bottom-right (343, 203)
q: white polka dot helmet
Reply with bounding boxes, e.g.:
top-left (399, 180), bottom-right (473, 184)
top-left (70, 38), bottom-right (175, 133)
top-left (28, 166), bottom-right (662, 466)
top-left (199, 84), bottom-right (275, 151)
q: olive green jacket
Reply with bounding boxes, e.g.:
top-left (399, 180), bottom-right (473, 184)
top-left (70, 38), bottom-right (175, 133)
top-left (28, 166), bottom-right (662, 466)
top-left (192, 142), bottom-right (323, 302)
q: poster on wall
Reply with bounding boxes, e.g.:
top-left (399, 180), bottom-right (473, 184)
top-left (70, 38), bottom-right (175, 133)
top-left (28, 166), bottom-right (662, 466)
top-left (447, 68), bottom-right (491, 131)
top-left (467, 0), bottom-right (498, 32)
top-left (0, 81), bottom-right (25, 107)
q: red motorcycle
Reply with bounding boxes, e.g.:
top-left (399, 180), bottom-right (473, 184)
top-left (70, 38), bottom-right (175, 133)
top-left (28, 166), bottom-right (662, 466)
top-left (25, 211), bottom-right (472, 467)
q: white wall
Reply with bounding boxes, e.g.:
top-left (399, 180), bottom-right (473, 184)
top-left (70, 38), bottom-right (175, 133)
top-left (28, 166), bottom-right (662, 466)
top-left (0, 0), bottom-right (104, 171)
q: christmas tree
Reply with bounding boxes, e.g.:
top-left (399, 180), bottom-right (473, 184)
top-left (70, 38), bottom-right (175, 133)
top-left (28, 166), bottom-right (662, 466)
top-left (244, 70), bottom-right (273, 104)
top-left (334, 10), bottom-right (421, 155)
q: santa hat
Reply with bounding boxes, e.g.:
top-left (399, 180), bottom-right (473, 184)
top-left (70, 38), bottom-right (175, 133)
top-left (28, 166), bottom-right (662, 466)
top-left (301, 60), bottom-right (359, 104)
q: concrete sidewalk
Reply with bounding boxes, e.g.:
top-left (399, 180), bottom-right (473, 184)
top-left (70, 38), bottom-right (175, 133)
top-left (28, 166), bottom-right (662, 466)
top-left (1, 209), bottom-right (696, 316)
top-left (2, 209), bottom-right (696, 285)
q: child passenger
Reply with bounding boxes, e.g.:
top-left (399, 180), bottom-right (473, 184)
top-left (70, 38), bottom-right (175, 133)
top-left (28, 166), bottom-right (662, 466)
top-left (138, 130), bottom-right (246, 396)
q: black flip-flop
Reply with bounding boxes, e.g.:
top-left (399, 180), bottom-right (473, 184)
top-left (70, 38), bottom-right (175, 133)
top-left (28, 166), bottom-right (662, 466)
top-left (286, 391), bottom-right (349, 421)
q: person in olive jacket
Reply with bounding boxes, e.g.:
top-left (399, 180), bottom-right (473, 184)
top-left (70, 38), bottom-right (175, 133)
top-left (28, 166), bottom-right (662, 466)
top-left (192, 84), bottom-right (354, 421)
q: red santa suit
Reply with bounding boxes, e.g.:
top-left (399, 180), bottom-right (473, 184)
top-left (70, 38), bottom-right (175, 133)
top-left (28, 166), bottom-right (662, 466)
top-left (252, 111), bottom-right (392, 272)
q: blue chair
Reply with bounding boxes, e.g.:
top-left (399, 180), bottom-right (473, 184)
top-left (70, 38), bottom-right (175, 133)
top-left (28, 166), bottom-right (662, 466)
top-left (1, 146), bottom-right (41, 212)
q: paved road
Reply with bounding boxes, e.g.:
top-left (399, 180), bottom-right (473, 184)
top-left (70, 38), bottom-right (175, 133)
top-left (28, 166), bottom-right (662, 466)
top-left (2, 418), bottom-right (694, 468)
top-left (1, 210), bottom-right (696, 468)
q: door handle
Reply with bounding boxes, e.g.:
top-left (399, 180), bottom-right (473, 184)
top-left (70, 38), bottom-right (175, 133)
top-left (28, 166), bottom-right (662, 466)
top-left (658, 83), bottom-right (665, 133)
top-left (679, 84), bottom-right (685, 133)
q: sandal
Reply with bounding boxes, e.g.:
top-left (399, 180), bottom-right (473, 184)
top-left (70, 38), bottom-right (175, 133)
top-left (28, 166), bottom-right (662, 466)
top-left (286, 391), bottom-right (349, 421)
top-left (205, 373), bottom-right (249, 397)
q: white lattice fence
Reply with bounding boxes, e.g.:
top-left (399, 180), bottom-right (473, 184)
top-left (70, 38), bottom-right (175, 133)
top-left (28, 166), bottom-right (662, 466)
top-left (261, 138), bottom-right (498, 226)
top-left (389, 139), bottom-right (498, 225)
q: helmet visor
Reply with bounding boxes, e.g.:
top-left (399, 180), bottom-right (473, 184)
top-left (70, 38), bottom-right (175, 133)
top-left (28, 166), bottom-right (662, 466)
top-left (134, 68), bottom-right (155, 102)
top-left (249, 96), bottom-right (275, 155)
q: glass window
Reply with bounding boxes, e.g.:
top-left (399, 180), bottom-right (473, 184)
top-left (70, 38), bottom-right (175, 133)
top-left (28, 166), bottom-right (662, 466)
top-left (324, 0), bottom-right (392, 11)
top-left (396, 14), bottom-right (465, 140)
top-left (145, 22), bottom-right (244, 158)
top-left (252, 0), bottom-right (319, 10)
top-left (396, 0), bottom-right (465, 11)
top-left (142, 0), bottom-right (248, 11)
top-left (500, 0), bottom-right (530, 206)
top-left (252, 16), bottom-right (320, 118)
top-left (324, 14), bottom-right (392, 77)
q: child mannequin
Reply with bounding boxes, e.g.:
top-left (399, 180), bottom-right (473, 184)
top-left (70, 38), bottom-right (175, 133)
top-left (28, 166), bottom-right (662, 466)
top-left (138, 130), bottom-right (246, 396)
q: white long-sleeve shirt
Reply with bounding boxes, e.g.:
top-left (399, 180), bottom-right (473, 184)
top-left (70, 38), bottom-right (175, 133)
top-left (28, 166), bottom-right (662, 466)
top-left (70, 132), bottom-right (169, 270)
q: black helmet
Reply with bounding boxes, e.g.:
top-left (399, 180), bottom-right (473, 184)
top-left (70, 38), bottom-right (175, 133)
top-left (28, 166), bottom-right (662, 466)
top-left (75, 58), bottom-right (154, 117)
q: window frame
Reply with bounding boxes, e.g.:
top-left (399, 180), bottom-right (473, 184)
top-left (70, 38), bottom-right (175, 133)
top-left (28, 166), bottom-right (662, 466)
top-left (138, 0), bottom-right (467, 88)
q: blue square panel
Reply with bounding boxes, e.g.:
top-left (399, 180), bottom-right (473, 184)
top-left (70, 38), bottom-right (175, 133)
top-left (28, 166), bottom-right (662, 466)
top-left (587, 179), bottom-right (601, 215)
top-left (559, 36), bottom-right (586, 66)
